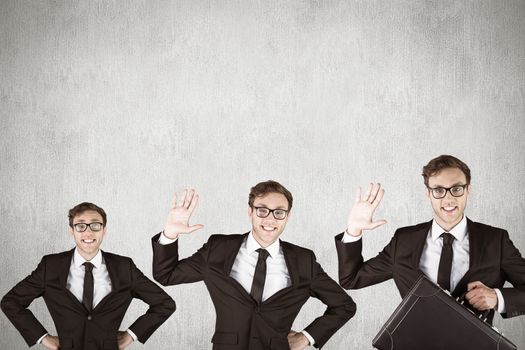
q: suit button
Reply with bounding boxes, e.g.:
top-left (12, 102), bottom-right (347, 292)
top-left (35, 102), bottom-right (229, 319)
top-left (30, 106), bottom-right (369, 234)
top-left (87, 315), bottom-right (92, 320)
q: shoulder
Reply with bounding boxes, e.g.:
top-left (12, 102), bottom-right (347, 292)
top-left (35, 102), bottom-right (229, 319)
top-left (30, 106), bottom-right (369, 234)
top-left (207, 233), bottom-right (247, 245)
top-left (39, 249), bottom-right (74, 264)
top-left (280, 240), bottom-right (315, 258)
top-left (467, 219), bottom-right (506, 233)
top-left (394, 221), bottom-right (432, 238)
top-left (467, 219), bottom-right (508, 239)
top-left (101, 251), bottom-right (134, 266)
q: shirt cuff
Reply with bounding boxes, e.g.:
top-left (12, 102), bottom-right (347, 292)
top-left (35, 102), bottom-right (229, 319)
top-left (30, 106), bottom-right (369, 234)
top-left (126, 329), bottom-right (137, 341)
top-left (158, 231), bottom-right (178, 245)
top-left (342, 231), bottom-right (362, 243)
top-left (494, 288), bottom-right (506, 314)
top-left (36, 333), bottom-right (48, 345)
top-left (301, 330), bottom-right (315, 347)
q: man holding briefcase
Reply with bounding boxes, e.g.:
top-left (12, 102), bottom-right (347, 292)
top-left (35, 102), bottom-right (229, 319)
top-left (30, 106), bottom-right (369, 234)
top-left (335, 154), bottom-right (525, 323)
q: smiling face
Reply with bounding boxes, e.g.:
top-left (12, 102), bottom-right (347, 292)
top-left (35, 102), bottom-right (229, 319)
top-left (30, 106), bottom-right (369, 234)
top-left (69, 210), bottom-right (106, 260)
top-left (426, 167), bottom-right (471, 232)
top-left (248, 192), bottom-right (290, 248)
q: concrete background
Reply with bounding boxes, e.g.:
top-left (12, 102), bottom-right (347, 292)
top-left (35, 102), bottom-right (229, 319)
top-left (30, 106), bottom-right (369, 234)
top-left (1, 0), bottom-right (524, 348)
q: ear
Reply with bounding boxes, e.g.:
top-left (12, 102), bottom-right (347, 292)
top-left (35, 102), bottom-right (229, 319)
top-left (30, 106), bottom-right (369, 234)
top-left (69, 226), bottom-right (74, 237)
top-left (425, 187), bottom-right (431, 199)
top-left (248, 206), bottom-right (253, 217)
top-left (466, 184), bottom-right (472, 195)
top-left (102, 226), bottom-right (107, 236)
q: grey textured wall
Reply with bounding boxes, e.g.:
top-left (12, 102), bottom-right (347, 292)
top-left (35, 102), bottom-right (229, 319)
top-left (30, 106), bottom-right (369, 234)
top-left (1, 0), bottom-right (524, 349)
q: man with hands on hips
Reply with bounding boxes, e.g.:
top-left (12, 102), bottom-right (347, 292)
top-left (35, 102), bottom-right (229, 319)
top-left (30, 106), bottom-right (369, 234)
top-left (1, 202), bottom-right (175, 350)
top-left (152, 180), bottom-right (355, 350)
top-left (335, 155), bottom-right (525, 322)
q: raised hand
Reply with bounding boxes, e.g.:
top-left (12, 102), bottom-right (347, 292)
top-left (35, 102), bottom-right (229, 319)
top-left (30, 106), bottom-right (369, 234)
top-left (163, 189), bottom-right (204, 239)
top-left (346, 183), bottom-right (387, 237)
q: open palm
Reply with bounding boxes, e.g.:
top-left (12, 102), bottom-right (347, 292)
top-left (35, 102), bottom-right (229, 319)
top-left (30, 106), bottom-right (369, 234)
top-left (347, 183), bottom-right (387, 236)
top-left (164, 189), bottom-right (204, 239)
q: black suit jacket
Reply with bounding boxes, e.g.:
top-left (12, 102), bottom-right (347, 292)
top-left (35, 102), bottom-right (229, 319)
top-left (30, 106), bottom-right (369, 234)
top-left (335, 218), bottom-right (525, 322)
top-left (1, 249), bottom-right (176, 350)
top-left (152, 232), bottom-right (356, 350)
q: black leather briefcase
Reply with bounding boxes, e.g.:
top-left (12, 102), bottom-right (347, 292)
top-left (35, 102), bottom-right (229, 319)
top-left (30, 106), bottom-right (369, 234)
top-left (372, 275), bottom-right (517, 350)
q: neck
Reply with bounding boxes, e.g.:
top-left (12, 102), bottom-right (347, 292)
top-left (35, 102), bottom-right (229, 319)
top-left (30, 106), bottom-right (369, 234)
top-left (435, 215), bottom-right (464, 232)
top-left (78, 249), bottom-right (99, 262)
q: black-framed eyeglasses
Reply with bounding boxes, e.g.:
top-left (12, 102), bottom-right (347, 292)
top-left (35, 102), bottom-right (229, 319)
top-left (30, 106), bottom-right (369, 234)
top-left (427, 184), bottom-right (468, 199)
top-left (73, 222), bottom-right (104, 232)
top-left (253, 207), bottom-right (289, 220)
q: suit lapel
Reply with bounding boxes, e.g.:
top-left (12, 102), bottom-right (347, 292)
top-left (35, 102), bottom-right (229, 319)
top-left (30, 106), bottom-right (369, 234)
top-left (59, 249), bottom-right (87, 312)
top-left (92, 251), bottom-right (117, 311)
top-left (452, 218), bottom-right (481, 296)
top-left (412, 221), bottom-right (432, 269)
top-left (262, 240), bottom-right (298, 304)
top-left (224, 233), bottom-right (249, 275)
top-left (280, 240), bottom-right (299, 287)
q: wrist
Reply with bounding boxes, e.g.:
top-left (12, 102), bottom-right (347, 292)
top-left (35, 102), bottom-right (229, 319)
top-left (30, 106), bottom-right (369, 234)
top-left (162, 230), bottom-right (179, 240)
top-left (346, 227), bottom-right (362, 237)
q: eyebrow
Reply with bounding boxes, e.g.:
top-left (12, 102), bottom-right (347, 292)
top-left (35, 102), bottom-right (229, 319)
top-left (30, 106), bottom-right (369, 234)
top-left (254, 204), bottom-right (288, 210)
top-left (430, 182), bottom-right (467, 188)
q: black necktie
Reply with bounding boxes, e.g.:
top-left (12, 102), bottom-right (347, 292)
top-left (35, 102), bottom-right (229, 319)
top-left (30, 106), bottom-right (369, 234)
top-left (83, 262), bottom-right (94, 312)
top-left (437, 233), bottom-right (455, 291)
top-left (250, 249), bottom-right (270, 303)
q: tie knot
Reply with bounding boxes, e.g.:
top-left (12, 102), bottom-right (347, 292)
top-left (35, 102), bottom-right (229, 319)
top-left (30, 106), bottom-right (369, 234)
top-left (83, 262), bottom-right (94, 272)
top-left (441, 232), bottom-right (455, 246)
top-left (256, 248), bottom-right (270, 261)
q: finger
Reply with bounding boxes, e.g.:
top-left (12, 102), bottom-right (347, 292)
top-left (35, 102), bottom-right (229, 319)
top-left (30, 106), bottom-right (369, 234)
top-left (185, 189), bottom-right (195, 209)
top-left (170, 194), bottom-right (177, 209)
top-left (372, 188), bottom-right (385, 208)
top-left (186, 224), bottom-right (204, 233)
top-left (182, 189), bottom-right (192, 208)
top-left (364, 183), bottom-right (373, 201)
top-left (467, 281), bottom-right (483, 291)
top-left (368, 219), bottom-right (387, 230)
top-left (179, 189), bottom-right (188, 207)
top-left (369, 183), bottom-right (381, 203)
top-left (354, 187), bottom-right (362, 204)
top-left (188, 193), bottom-right (200, 213)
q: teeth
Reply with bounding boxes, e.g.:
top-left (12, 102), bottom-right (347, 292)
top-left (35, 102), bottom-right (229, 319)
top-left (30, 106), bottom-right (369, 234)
top-left (83, 239), bottom-right (95, 243)
top-left (443, 207), bottom-right (456, 212)
top-left (262, 226), bottom-right (275, 231)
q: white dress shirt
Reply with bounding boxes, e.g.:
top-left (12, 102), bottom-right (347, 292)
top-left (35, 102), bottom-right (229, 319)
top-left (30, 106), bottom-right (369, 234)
top-left (67, 249), bottom-right (112, 308)
top-left (159, 232), bottom-right (315, 347)
top-left (37, 248), bottom-right (136, 344)
top-left (230, 232), bottom-right (291, 302)
top-left (342, 216), bottom-right (505, 313)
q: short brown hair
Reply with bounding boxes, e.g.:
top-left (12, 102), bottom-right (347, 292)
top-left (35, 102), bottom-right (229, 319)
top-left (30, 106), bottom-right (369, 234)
top-left (422, 155), bottom-right (471, 187)
top-left (68, 202), bottom-right (107, 227)
top-left (248, 180), bottom-right (293, 210)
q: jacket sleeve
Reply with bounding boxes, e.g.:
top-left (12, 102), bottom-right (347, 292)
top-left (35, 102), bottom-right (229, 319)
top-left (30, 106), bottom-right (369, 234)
top-left (127, 259), bottom-right (176, 343)
top-left (151, 232), bottom-right (209, 286)
top-left (303, 251), bottom-right (356, 348)
top-left (1, 257), bottom-right (49, 347)
top-left (499, 230), bottom-right (525, 318)
top-left (334, 231), bottom-right (395, 290)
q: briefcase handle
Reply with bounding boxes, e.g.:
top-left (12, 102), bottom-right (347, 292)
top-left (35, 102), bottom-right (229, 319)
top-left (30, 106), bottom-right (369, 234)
top-left (456, 292), bottom-right (492, 323)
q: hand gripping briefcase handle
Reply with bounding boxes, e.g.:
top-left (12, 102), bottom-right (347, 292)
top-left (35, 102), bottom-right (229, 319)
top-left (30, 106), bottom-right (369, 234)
top-left (372, 275), bottom-right (517, 350)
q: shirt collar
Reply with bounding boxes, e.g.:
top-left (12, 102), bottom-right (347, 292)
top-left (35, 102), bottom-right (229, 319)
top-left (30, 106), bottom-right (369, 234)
top-left (73, 248), bottom-right (103, 269)
top-left (247, 231), bottom-right (280, 258)
top-left (431, 215), bottom-right (468, 242)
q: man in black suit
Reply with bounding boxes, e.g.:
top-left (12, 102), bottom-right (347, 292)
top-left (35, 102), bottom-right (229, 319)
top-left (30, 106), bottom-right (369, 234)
top-left (1, 202), bottom-right (175, 350)
top-left (335, 155), bottom-right (525, 322)
top-left (152, 180), bottom-right (356, 350)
